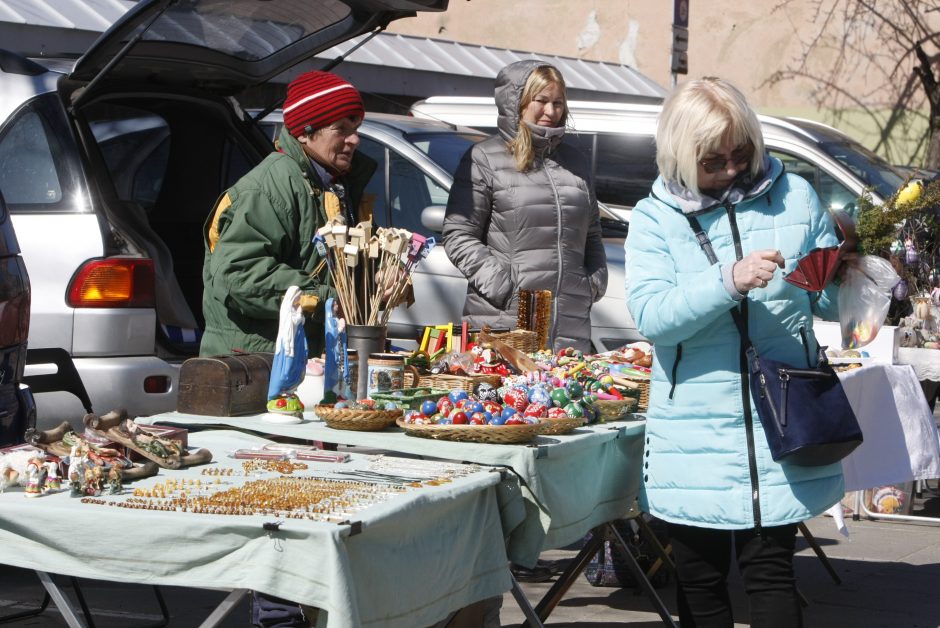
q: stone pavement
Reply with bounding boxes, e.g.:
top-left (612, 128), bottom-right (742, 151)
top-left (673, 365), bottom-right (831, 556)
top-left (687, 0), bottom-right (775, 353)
top-left (1, 490), bottom-right (938, 627)
top-left (500, 490), bottom-right (940, 628)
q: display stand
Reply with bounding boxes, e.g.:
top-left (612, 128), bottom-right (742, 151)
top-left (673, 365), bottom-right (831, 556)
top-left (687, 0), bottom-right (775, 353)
top-left (0, 430), bottom-right (514, 628)
top-left (835, 362), bottom-right (940, 525)
top-left (138, 414), bottom-right (677, 625)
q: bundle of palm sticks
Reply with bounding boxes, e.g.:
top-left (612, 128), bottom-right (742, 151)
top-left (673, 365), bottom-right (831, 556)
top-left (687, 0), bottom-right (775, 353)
top-left (312, 217), bottom-right (435, 325)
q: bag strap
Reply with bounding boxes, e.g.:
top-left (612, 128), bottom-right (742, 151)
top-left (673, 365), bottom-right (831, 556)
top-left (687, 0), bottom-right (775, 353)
top-left (685, 212), bottom-right (755, 355)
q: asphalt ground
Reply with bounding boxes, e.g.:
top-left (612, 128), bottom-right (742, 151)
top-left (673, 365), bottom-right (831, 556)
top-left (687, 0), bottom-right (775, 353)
top-left (1, 489), bottom-right (939, 627)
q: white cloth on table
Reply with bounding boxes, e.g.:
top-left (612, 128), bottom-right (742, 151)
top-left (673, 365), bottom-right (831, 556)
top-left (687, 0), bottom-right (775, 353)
top-left (898, 347), bottom-right (940, 381)
top-left (839, 364), bottom-right (940, 492)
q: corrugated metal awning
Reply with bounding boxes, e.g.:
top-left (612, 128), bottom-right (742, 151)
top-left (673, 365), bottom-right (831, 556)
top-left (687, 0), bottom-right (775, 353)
top-left (0, 0), bottom-right (666, 103)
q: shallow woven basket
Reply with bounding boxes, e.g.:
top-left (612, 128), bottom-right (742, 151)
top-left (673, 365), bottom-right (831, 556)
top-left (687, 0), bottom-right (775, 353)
top-left (315, 405), bottom-right (402, 431)
top-left (619, 378), bottom-right (650, 412)
top-left (594, 398), bottom-right (639, 423)
top-left (415, 373), bottom-right (501, 393)
top-left (489, 329), bottom-right (540, 353)
top-left (538, 416), bottom-right (586, 435)
top-left (396, 418), bottom-right (544, 444)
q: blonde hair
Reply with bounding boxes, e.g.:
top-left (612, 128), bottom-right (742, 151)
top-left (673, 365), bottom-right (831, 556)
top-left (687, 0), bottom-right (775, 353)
top-left (508, 66), bottom-right (568, 172)
top-left (656, 77), bottom-right (764, 194)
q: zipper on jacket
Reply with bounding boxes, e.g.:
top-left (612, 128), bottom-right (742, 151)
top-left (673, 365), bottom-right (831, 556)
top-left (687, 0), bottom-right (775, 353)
top-left (726, 204), bottom-right (763, 532)
top-left (543, 162), bottom-right (564, 348)
top-left (798, 325), bottom-right (811, 367)
top-left (668, 344), bottom-right (682, 399)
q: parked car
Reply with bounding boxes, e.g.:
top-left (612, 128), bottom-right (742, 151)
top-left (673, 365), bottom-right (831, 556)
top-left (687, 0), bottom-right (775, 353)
top-left (257, 111), bottom-right (636, 353)
top-left (410, 97), bottom-right (908, 218)
top-left (0, 0), bottom-right (454, 428)
top-left (0, 190), bottom-right (33, 444)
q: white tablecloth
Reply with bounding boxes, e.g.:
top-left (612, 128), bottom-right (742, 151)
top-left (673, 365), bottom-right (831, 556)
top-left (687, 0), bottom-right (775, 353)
top-left (897, 347), bottom-right (940, 381)
top-left (839, 364), bottom-right (940, 491)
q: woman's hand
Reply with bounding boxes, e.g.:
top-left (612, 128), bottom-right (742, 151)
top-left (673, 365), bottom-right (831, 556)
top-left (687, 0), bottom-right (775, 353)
top-left (733, 249), bottom-right (785, 292)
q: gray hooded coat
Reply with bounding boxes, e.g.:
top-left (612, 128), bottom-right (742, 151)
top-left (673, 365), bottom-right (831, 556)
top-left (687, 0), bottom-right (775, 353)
top-left (442, 60), bottom-right (608, 352)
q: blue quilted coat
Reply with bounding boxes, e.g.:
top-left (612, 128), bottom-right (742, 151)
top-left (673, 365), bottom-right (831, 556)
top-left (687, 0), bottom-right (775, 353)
top-left (625, 157), bottom-right (846, 529)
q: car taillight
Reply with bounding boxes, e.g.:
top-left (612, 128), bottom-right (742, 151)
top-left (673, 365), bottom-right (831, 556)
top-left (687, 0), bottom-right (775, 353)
top-left (67, 258), bottom-right (155, 308)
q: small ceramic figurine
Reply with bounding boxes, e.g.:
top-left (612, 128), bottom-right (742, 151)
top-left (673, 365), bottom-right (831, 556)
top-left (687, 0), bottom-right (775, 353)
top-left (23, 452), bottom-right (46, 498)
top-left (107, 465), bottom-right (123, 495)
top-left (43, 457), bottom-right (62, 492)
top-left (83, 465), bottom-right (103, 496)
top-left (68, 445), bottom-right (85, 496)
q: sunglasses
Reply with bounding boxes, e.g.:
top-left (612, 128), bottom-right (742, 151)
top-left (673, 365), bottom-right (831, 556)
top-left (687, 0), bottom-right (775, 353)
top-left (699, 143), bottom-right (755, 174)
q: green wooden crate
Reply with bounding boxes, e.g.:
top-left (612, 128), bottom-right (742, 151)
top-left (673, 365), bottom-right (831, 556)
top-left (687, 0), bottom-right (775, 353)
top-left (370, 387), bottom-right (449, 411)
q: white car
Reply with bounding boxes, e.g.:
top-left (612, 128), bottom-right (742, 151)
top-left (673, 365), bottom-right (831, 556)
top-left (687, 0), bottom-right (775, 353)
top-left (410, 96), bottom-right (906, 218)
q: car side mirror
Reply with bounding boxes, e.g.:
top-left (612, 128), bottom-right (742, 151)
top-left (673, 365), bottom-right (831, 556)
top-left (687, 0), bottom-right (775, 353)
top-left (421, 205), bottom-right (446, 234)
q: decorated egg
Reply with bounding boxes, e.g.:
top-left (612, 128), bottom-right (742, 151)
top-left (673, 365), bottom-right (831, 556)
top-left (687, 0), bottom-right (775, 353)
top-left (547, 407), bottom-right (568, 419)
top-left (523, 402), bottom-right (548, 418)
top-left (448, 389), bottom-right (469, 404)
top-left (482, 400), bottom-right (503, 415)
top-left (467, 401), bottom-right (485, 415)
top-left (420, 400), bottom-right (438, 417)
top-left (501, 406), bottom-right (519, 420)
top-left (550, 388), bottom-right (570, 407)
top-left (450, 411), bottom-right (469, 425)
top-left (503, 388), bottom-right (529, 412)
top-left (527, 386), bottom-right (552, 406)
top-left (469, 411), bottom-right (488, 425)
top-left (565, 381), bottom-right (584, 400)
top-left (474, 381), bottom-right (499, 402)
top-left (488, 413), bottom-right (507, 425)
top-left (563, 402), bottom-right (585, 418)
top-left (437, 397), bottom-right (455, 416)
top-left (505, 416), bottom-right (526, 425)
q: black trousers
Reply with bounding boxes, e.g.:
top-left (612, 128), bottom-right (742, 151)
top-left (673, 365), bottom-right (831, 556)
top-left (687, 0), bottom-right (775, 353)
top-left (668, 522), bottom-right (802, 628)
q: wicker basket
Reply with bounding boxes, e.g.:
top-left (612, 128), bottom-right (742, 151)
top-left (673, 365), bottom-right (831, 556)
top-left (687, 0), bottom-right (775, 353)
top-left (489, 329), bottom-right (540, 353)
top-left (538, 416), bottom-right (586, 435)
top-left (396, 418), bottom-right (544, 444)
top-left (315, 405), bottom-right (402, 431)
top-left (616, 378), bottom-right (649, 412)
top-left (594, 398), bottom-right (639, 423)
top-left (415, 373), bottom-right (501, 393)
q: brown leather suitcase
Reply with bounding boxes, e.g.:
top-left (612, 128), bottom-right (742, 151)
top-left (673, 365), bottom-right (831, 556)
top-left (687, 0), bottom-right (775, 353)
top-left (176, 353), bottom-right (274, 416)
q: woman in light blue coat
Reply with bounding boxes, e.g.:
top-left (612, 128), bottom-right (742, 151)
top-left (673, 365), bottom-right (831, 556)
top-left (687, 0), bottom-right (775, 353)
top-left (625, 77), bottom-right (844, 627)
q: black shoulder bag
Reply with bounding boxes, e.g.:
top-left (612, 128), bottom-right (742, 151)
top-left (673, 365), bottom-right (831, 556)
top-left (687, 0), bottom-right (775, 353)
top-left (687, 214), bottom-right (863, 466)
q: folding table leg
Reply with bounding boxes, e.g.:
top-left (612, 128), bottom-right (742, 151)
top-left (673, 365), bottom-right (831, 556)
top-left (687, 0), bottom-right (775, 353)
top-left (509, 576), bottom-right (545, 628)
top-left (197, 589), bottom-right (249, 628)
top-left (35, 571), bottom-right (88, 628)
top-left (797, 521), bottom-right (841, 585)
top-left (606, 523), bottom-right (679, 627)
top-left (522, 529), bottom-right (605, 626)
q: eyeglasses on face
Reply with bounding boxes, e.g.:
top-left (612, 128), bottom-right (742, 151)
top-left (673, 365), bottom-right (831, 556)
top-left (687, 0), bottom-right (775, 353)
top-left (699, 143), bottom-right (755, 174)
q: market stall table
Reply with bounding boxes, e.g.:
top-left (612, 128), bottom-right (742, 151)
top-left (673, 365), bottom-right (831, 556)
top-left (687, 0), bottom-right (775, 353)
top-left (137, 414), bottom-right (676, 626)
top-left (837, 362), bottom-right (940, 523)
top-left (0, 430), bottom-right (515, 628)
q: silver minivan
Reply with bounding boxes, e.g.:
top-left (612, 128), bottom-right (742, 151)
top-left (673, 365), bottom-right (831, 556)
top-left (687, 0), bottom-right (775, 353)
top-left (0, 0), bottom-right (454, 428)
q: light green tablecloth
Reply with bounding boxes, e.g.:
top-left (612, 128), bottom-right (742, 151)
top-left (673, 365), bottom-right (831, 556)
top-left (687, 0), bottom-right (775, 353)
top-left (138, 413), bottom-right (647, 566)
top-left (0, 430), bottom-right (513, 628)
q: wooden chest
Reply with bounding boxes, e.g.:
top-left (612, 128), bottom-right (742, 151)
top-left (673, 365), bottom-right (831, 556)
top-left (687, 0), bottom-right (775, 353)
top-left (176, 353), bottom-right (274, 416)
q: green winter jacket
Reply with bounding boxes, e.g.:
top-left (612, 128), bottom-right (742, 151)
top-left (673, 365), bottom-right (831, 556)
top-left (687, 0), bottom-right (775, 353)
top-left (200, 125), bottom-right (376, 358)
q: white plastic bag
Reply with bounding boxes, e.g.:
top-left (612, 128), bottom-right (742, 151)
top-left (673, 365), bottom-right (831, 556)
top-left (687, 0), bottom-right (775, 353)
top-left (838, 255), bottom-right (900, 348)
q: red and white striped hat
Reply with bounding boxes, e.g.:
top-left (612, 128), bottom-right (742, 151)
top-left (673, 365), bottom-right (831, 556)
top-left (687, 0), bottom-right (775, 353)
top-left (283, 71), bottom-right (364, 138)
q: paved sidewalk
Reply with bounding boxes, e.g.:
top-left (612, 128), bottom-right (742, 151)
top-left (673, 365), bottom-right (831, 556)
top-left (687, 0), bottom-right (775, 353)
top-left (501, 492), bottom-right (940, 627)
top-left (1, 491), bottom-right (938, 627)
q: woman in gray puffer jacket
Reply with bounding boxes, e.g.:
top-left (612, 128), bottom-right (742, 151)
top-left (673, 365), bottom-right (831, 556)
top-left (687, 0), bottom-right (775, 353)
top-left (443, 60), bottom-right (608, 353)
